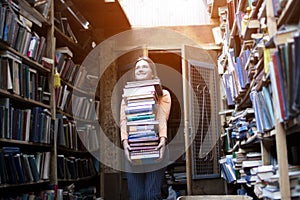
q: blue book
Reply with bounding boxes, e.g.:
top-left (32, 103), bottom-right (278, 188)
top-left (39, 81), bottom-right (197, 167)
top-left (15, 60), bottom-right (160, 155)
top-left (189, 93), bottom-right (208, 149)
top-left (57, 155), bottom-right (65, 179)
top-left (127, 113), bottom-right (155, 122)
top-left (0, 150), bottom-right (8, 184)
top-left (0, 4), bottom-right (6, 40)
top-left (3, 153), bottom-right (18, 184)
top-left (292, 31), bottom-right (300, 112)
top-left (2, 7), bottom-right (12, 42)
top-left (235, 56), bottom-right (245, 89)
top-left (13, 154), bottom-right (26, 183)
top-left (0, 107), bottom-right (5, 138)
top-left (30, 107), bottom-right (42, 143)
top-left (262, 86), bottom-right (275, 127)
top-left (125, 105), bottom-right (155, 115)
top-left (28, 155), bottom-right (40, 182)
top-left (2, 146), bottom-right (20, 154)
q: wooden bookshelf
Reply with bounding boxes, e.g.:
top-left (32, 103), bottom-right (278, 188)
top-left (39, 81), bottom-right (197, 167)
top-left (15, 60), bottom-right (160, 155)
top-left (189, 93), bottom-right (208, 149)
top-left (0, 0), bottom-right (100, 199)
top-left (214, 0), bottom-right (300, 199)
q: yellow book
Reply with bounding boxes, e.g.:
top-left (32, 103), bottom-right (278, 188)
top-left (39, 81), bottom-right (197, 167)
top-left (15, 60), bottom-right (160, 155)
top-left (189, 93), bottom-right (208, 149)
top-left (263, 48), bottom-right (271, 74)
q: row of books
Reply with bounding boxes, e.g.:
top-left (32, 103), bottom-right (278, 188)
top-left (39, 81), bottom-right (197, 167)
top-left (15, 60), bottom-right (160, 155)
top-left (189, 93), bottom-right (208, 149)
top-left (254, 165), bottom-right (300, 199)
top-left (0, 186), bottom-right (97, 200)
top-left (1, 189), bottom-right (55, 200)
top-left (55, 47), bottom-right (81, 85)
top-left (122, 79), bottom-right (163, 163)
top-left (249, 86), bottom-right (275, 133)
top-left (0, 98), bottom-right (53, 144)
top-left (236, 151), bottom-right (263, 185)
top-left (268, 27), bottom-right (300, 122)
top-left (0, 147), bottom-right (51, 185)
top-left (55, 47), bottom-right (95, 91)
top-left (222, 46), bottom-right (252, 105)
top-left (0, 51), bottom-right (50, 103)
top-left (54, 13), bottom-right (78, 44)
top-left (25, 0), bottom-right (51, 19)
top-left (61, 186), bottom-right (99, 200)
top-left (56, 113), bottom-right (99, 151)
top-left (57, 155), bottom-right (98, 180)
top-left (0, 1), bottom-right (47, 64)
top-left (55, 84), bottom-right (100, 120)
top-left (222, 108), bottom-right (258, 152)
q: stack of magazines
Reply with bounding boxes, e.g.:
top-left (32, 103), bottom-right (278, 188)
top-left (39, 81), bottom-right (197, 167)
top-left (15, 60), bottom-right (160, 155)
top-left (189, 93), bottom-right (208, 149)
top-left (122, 78), bottom-right (163, 164)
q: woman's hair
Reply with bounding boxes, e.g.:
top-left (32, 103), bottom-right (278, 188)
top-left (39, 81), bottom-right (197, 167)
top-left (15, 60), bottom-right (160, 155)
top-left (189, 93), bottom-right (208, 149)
top-left (133, 56), bottom-right (158, 79)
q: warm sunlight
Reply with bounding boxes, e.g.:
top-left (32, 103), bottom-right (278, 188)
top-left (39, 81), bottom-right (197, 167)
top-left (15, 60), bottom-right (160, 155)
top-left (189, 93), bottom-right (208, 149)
top-left (119, 0), bottom-right (211, 27)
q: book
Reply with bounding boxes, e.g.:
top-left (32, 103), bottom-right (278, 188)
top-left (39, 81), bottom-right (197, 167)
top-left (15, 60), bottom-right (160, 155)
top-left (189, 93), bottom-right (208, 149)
top-left (56, 46), bottom-right (73, 58)
top-left (123, 85), bottom-right (157, 99)
top-left (28, 154), bottom-right (40, 181)
top-left (0, 4), bottom-right (6, 40)
top-left (130, 150), bottom-right (160, 160)
top-left (242, 160), bottom-right (262, 168)
top-left (127, 123), bottom-right (158, 132)
top-left (219, 156), bottom-right (236, 183)
top-left (271, 50), bottom-right (288, 121)
top-left (61, 17), bottom-right (78, 43)
top-left (256, 165), bottom-right (275, 181)
top-left (125, 78), bottom-right (163, 96)
top-left (20, 154), bottom-right (34, 182)
top-left (3, 153), bottom-right (18, 183)
top-left (128, 136), bottom-right (159, 143)
top-left (13, 153), bottom-right (26, 183)
top-left (129, 141), bottom-right (159, 147)
top-left (126, 113), bottom-right (155, 122)
top-left (292, 31), bottom-right (300, 112)
top-left (222, 73), bottom-right (235, 106)
top-left (128, 130), bottom-right (157, 138)
top-left (34, 0), bottom-right (51, 18)
top-left (125, 104), bottom-right (156, 115)
top-left (0, 150), bottom-right (8, 184)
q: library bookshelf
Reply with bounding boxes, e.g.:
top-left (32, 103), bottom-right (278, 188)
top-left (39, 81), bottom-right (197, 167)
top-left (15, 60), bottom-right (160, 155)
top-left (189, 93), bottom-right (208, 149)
top-left (214, 0), bottom-right (300, 199)
top-left (0, 0), bottom-right (100, 199)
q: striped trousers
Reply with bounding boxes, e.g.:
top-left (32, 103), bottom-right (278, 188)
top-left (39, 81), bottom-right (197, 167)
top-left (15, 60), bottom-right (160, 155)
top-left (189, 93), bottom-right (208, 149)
top-left (126, 168), bottom-right (166, 200)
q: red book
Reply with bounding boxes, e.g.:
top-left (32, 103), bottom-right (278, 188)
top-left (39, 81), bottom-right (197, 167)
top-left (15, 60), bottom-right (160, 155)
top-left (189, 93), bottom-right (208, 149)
top-left (271, 51), bottom-right (286, 121)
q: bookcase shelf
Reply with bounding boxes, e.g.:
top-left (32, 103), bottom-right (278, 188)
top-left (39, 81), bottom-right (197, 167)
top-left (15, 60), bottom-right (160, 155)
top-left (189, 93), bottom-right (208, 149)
top-left (0, 0), bottom-right (100, 199)
top-left (0, 179), bottom-right (50, 189)
top-left (0, 138), bottom-right (53, 149)
top-left (277, 0), bottom-right (300, 27)
top-left (58, 174), bottom-right (100, 182)
top-left (54, 27), bottom-right (89, 63)
top-left (0, 89), bottom-right (51, 109)
top-left (0, 41), bottom-right (51, 73)
top-left (215, 0), bottom-right (300, 198)
top-left (13, 0), bottom-right (52, 27)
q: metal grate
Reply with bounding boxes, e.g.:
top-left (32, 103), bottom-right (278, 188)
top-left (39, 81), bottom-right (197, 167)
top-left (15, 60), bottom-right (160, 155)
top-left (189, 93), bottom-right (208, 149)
top-left (188, 60), bottom-right (220, 179)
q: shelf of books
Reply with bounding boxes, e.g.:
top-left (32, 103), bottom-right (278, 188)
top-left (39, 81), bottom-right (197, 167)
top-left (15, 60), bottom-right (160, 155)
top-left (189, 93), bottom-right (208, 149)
top-left (0, 0), bottom-right (101, 199)
top-left (52, 3), bottom-right (101, 196)
top-left (0, 0), bottom-right (56, 199)
top-left (215, 0), bottom-right (300, 199)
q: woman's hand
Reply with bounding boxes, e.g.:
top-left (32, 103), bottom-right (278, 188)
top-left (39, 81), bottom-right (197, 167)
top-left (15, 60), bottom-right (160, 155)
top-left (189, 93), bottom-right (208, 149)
top-left (156, 137), bottom-right (167, 161)
top-left (122, 139), bottom-right (132, 162)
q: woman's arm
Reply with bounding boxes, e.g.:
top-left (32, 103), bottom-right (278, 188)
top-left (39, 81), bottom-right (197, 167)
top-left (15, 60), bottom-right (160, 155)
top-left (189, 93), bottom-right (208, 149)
top-left (120, 99), bottom-right (128, 142)
top-left (156, 89), bottom-right (172, 139)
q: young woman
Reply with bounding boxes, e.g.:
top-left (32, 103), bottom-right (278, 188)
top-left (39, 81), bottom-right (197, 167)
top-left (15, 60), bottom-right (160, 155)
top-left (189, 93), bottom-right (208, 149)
top-left (120, 56), bottom-right (171, 200)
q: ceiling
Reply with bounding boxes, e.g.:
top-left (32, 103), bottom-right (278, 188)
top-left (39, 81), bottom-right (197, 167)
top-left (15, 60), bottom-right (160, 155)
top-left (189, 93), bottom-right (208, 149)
top-left (55, 0), bottom-right (219, 55)
top-left (67, 0), bottom-right (132, 43)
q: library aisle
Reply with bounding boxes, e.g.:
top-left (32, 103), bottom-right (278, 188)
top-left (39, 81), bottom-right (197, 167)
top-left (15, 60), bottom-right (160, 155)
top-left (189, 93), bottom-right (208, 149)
top-left (0, 0), bottom-right (299, 200)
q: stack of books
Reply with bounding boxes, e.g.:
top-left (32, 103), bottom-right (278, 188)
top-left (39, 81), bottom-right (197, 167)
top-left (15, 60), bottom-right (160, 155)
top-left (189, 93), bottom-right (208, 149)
top-left (122, 78), bottom-right (163, 164)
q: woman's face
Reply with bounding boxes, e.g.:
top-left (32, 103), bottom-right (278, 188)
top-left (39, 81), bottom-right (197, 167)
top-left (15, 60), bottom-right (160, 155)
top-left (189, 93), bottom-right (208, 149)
top-left (134, 60), bottom-right (153, 81)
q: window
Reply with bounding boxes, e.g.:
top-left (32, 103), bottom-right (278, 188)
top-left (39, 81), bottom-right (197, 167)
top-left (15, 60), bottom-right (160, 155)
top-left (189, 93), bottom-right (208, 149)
top-left (119, 0), bottom-right (210, 27)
